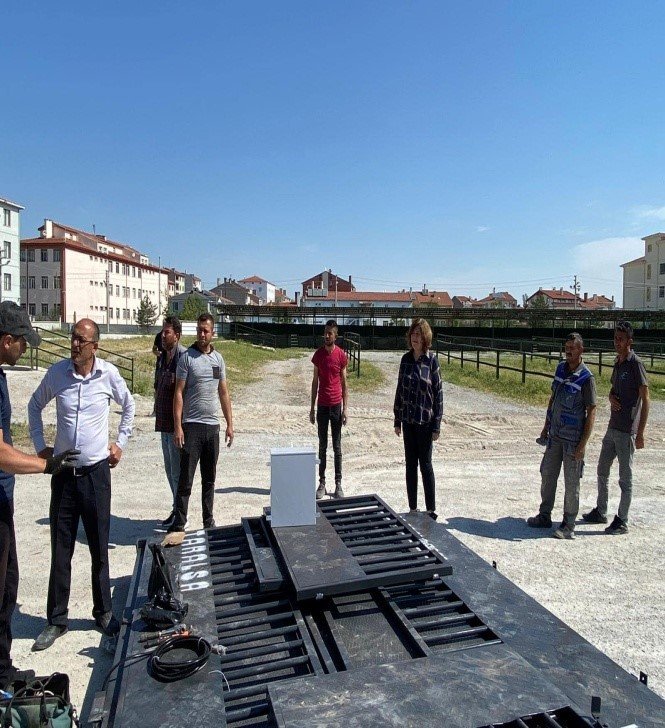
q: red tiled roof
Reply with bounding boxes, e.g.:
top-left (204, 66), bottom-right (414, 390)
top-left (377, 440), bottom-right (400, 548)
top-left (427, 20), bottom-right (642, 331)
top-left (414, 291), bottom-right (453, 307)
top-left (239, 275), bottom-right (269, 284)
top-left (529, 289), bottom-right (578, 301)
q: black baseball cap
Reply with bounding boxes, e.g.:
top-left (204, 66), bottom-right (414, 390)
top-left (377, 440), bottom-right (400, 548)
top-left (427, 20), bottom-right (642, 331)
top-left (0, 301), bottom-right (41, 347)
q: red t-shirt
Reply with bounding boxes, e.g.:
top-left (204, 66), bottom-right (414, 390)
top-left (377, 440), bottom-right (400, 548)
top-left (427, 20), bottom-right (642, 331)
top-left (312, 345), bottom-right (348, 406)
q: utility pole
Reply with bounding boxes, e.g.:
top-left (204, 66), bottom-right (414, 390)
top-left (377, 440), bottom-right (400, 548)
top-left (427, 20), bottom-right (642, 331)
top-left (571, 275), bottom-right (580, 329)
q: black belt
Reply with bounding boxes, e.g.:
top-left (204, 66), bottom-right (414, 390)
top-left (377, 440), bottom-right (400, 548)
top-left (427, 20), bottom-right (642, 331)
top-left (73, 458), bottom-right (108, 477)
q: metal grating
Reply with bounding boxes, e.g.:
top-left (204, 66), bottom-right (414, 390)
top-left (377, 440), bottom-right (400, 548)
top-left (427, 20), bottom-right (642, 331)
top-left (315, 494), bottom-right (452, 591)
top-left (208, 525), bottom-right (322, 727)
top-left (478, 705), bottom-right (603, 727)
top-left (383, 578), bottom-right (501, 654)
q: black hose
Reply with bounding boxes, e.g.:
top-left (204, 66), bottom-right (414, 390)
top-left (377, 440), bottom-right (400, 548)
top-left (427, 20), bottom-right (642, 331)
top-left (149, 635), bottom-right (212, 683)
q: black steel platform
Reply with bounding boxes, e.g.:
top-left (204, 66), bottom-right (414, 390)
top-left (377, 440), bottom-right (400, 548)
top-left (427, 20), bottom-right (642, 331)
top-left (94, 495), bottom-right (665, 728)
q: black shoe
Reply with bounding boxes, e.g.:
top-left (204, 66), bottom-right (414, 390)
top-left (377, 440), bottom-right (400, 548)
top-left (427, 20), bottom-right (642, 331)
top-left (582, 507), bottom-right (608, 524)
top-left (95, 611), bottom-right (120, 637)
top-left (160, 510), bottom-right (176, 527)
top-left (32, 625), bottom-right (67, 652)
top-left (605, 516), bottom-right (628, 535)
top-left (333, 483), bottom-right (345, 499)
top-left (427, 511), bottom-right (438, 521)
top-left (316, 482), bottom-right (326, 499)
top-left (526, 513), bottom-right (552, 528)
top-left (203, 519), bottom-right (216, 529)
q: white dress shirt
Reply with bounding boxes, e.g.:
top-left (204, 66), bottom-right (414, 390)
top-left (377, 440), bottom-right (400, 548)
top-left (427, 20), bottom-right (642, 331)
top-left (28, 356), bottom-right (135, 467)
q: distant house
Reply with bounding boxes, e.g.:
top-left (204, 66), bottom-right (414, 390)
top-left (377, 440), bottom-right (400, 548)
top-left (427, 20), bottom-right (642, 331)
top-left (210, 278), bottom-right (259, 305)
top-left (169, 289), bottom-right (221, 316)
top-left (452, 295), bottom-right (478, 309)
top-left (301, 270), bottom-right (354, 299)
top-left (239, 275), bottom-right (276, 304)
top-left (475, 290), bottom-right (518, 309)
top-left (525, 288), bottom-right (581, 309)
top-left (621, 232), bottom-right (665, 310)
top-left (579, 293), bottom-right (615, 311)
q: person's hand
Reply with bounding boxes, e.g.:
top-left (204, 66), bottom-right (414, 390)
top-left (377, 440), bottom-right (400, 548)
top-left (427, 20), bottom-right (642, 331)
top-left (635, 433), bottom-right (645, 450)
top-left (225, 425), bottom-right (234, 448)
top-left (573, 444), bottom-right (585, 461)
top-left (108, 443), bottom-right (123, 468)
top-left (38, 447), bottom-right (54, 459)
top-left (394, 426), bottom-right (401, 437)
top-left (45, 449), bottom-right (81, 475)
top-left (309, 409), bottom-right (315, 425)
top-left (174, 426), bottom-right (185, 449)
top-left (432, 431), bottom-right (440, 442)
top-left (342, 410), bottom-right (348, 426)
top-left (609, 394), bottom-right (621, 411)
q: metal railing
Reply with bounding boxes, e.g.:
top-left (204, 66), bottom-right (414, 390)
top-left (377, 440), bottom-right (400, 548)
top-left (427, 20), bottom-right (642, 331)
top-left (28, 327), bottom-right (136, 392)
top-left (231, 322), bottom-right (278, 348)
top-left (340, 333), bottom-right (361, 378)
top-left (435, 335), bottom-right (665, 386)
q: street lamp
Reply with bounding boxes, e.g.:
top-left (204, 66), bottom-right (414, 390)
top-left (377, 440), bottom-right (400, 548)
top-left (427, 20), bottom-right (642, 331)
top-left (0, 256), bottom-right (10, 304)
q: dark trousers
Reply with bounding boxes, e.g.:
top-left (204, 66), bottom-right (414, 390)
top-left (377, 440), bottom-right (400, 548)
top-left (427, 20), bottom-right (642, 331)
top-left (172, 423), bottom-right (220, 531)
top-left (48, 459), bottom-right (112, 627)
top-left (402, 422), bottom-right (436, 511)
top-left (317, 404), bottom-right (342, 484)
top-left (0, 502), bottom-right (18, 687)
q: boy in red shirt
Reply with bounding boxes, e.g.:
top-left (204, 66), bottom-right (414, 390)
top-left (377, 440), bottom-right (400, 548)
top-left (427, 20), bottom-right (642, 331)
top-left (310, 320), bottom-right (348, 499)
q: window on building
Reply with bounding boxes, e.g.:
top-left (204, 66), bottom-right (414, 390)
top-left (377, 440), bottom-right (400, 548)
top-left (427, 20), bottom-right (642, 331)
top-left (53, 276), bottom-right (61, 289)
top-left (138, 269), bottom-right (141, 278)
top-left (41, 303), bottom-right (48, 316)
top-left (115, 262), bottom-right (119, 274)
top-left (116, 308), bottom-right (120, 319)
top-left (647, 264), bottom-right (652, 279)
top-left (108, 261), bottom-right (113, 272)
top-left (54, 303), bottom-right (61, 317)
top-left (122, 264), bottom-right (128, 275)
top-left (646, 288), bottom-right (651, 302)
top-left (648, 244), bottom-right (653, 252)
top-left (132, 266), bottom-right (136, 277)
top-left (20, 276), bottom-right (26, 289)
top-left (28, 303), bottom-right (35, 316)
top-left (660, 286), bottom-right (665, 299)
top-left (3, 274), bottom-right (10, 291)
top-left (3, 241), bottom-right (10, 258)
top-left (41, 276), bottom-right (48, 289)
top-left (20, 249), bottom-right (26, 262)
top-left (132, 288), bottom-right (136, 298)
top-left (53, 249), bottom-right (61, 262)
top-left (3, 209), bottom-right (10, 227)
top-left (116, 285), bottom-right (120, 296)
top-left (28, 276), bottom-right (35, 289)
top-left (27, 249), bottom-right (35, 262)
top-left (41, 249), bottom-right (48, 262)
top-left (109, 308), bottom-right (114, 319)
top-left (660, 263), bottom-right (665, 275)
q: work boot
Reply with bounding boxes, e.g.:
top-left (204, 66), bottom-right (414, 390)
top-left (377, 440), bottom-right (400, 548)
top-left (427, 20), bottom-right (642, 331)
top-left (582, 507), bottom-right (608, 524)
top-left (605, 516), bottom-right (628, 535)
top-left (526, 513), bottom-right (552, 528)
top-left (32, 625), bottom-right (67, 652)
top-left (316, 481), bottom-right (326, 499)
top-left (333, 482), bottom-right (344, 499)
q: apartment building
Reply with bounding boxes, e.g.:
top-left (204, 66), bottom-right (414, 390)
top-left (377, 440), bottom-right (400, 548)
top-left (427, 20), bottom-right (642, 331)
top-left (20, 219), bottom-right (169, 325)
top-left (239, 275), bottom-right (277, 304)
top-left (0, 197), bottom-right (24, 304)
top-left (622, 232), bottom-right (665, 310)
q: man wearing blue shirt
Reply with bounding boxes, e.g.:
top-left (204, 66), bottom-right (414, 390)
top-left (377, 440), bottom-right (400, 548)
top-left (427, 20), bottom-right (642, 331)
top-left (0, 302), bottom-right (79, 689)
top-left (28, 319), bottom-right (135, 651)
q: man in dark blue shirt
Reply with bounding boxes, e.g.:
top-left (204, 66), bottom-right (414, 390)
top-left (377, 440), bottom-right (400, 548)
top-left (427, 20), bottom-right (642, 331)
top-left (0, 302), bottom-right (78, 690)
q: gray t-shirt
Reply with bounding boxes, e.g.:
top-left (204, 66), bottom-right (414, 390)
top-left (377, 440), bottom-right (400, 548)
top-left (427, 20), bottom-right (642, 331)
top-left (609, 351), bottom-right (648, 434)
top-left (176, 345), bottom-right (226, 425)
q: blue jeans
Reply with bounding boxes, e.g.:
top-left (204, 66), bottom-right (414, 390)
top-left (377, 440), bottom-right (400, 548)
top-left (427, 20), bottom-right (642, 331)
top-left (160, 432), bottom-right (181, 509)
top-left (596, 428), bottom-right (635, 523)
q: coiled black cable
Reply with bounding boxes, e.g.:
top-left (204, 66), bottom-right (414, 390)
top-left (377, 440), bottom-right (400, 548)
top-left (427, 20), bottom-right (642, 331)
top-left (149, 635), bottom-right (212, 683)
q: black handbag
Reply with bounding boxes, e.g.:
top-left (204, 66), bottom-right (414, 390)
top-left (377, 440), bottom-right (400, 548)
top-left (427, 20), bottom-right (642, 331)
top-left (0, 673), bottom-right (78, 727)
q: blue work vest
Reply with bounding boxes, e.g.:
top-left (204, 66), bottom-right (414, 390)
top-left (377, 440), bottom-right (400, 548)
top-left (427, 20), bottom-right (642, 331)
top-left (549, 360), bottom-right (592, 443)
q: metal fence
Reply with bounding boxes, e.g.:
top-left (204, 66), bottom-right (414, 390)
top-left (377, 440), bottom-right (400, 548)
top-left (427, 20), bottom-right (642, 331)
top-left (29, 327), bottom-right (136, 392)
top-left (340, 333), bottom-right (361, 378)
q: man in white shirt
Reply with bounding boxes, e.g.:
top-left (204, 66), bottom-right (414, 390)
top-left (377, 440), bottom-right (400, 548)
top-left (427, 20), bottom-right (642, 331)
top-left (28, 319), bottom-right (135, 651)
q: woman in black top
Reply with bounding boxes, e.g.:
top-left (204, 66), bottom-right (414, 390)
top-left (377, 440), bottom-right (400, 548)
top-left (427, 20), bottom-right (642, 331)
top-left (393, 318), bottom-right (443, 519)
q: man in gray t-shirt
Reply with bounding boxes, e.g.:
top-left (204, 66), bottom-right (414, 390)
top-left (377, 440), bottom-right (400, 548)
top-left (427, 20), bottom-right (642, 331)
top-left (583, 321), bottom-right (650, 535)
top-left (168, 313), bottom-right (234, 532)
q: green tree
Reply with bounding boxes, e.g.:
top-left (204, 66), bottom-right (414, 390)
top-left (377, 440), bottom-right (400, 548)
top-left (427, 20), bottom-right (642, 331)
top-left (136, 295), bottom-right (159, 332)
top-left (180, 294), bottom-right (208, 321)
top-left (526, 294), bottom-right (551, 328)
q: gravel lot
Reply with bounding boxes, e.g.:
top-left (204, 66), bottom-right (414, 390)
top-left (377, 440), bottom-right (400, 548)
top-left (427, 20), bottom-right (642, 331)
top-left (4, 346), bottom-right (665, 721)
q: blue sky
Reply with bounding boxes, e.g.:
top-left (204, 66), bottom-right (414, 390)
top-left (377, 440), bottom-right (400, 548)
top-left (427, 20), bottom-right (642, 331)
top-left (3, 1), bottom-right (665, 304)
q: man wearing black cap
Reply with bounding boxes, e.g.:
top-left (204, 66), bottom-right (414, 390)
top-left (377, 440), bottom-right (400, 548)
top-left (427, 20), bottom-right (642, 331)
top-left (0, 302), bottom-right (79, 690)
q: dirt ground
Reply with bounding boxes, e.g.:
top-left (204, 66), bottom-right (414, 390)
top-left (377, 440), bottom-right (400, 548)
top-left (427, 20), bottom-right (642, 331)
top-left (5, 346), bottom-right (665, 721)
